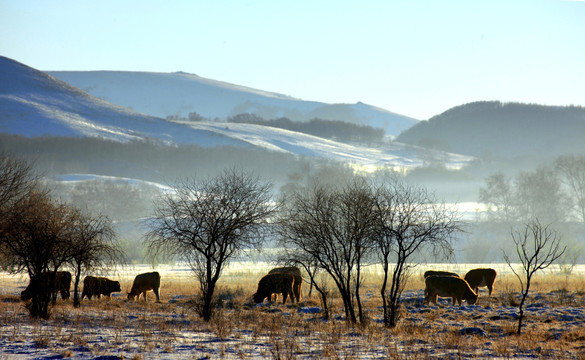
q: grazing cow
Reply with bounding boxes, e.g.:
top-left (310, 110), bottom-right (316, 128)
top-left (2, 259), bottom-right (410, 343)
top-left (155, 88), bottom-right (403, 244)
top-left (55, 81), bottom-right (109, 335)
top-left (424, 270), bottom-right (459, 278)
top-left (81, 276), bottom-right (121, 300)
top-left (127, 272), bottom-right (161, 302)
top-left (424, 275), bottom-right (478, 306)
top-left (253, 273), bottom-right (295, 305)
top-left (21, 271), bottom-right (71, 302)
top-left (464, 268), bottom-right (497, 296)
top-left (268, 266), bottom-right (303, 303)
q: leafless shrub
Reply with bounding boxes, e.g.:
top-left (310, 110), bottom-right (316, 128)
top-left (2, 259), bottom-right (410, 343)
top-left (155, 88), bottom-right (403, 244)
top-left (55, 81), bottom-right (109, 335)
top-left (503, 219), bottom-right (566, 334)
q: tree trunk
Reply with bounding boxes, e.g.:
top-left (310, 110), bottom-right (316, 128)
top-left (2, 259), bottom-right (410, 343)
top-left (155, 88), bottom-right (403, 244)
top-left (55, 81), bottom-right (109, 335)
top-left (342, 290), bottom-right (357, 323)
top-left (517, 291), bottom-right (529, 334)
top-left (318, 289), bottom-right (329, 321)
top-left (388, 259), bottom-right (405, 328)
top-left (73, 264), bottom-right (82, 307)
top-left (28, 274), bottom-right (53, 319)
top-left (380, 261), bottom-right (389, 326)
top-left (355, 267), bottom-right (364, 323)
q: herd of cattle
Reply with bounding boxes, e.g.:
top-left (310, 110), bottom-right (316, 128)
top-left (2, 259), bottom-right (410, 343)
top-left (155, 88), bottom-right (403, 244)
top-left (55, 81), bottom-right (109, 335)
top-left (20, 271), bottom-right (162, 302)
top-left (423, 268), bottom-right (497, 305)
top-left (19, 266), bottom-right (496, 308)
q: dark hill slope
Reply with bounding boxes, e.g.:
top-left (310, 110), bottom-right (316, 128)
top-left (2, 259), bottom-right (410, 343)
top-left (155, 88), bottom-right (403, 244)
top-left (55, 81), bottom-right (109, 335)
top-left (396, 101), bottom-right (585, 159)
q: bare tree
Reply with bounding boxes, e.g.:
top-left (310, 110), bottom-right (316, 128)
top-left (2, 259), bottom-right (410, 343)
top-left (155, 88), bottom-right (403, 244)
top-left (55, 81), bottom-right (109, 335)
top-left (479, 172), bottom-right (516, 222)
top-left (555, 155), bottom-right (585, 223)
top-left (277, 178), bottom-right (377, 323)
top-left (0, 154), bottom-right (38, 210)
top-left (144, 169), bottom-right (276, 321)
top-left (373, 177), bottom-right (461, 327)
top-left (514, 166), bottom-right (568, 223)
top-left (503, 219), bottom-right (565, 334)
top-left (67, 209), bottom-right (124, 307)
top-left (0, 190), bottom-right (77, 318)
top-left (0, 154), bottom-right (36, 269)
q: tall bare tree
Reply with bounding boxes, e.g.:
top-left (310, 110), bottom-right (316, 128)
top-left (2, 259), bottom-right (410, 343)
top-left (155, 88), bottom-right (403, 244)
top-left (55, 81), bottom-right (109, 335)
top-left (145, 169), bottom-right (276, 321)
top-left (373, 177), bottom-right (461, 327)
top-left (503, 219), bottom-right (565, 334)
top-left (0, 190), bottom-right (77, 318)
top-left (278, 178), bottom-right (377, 323)
top-left (1, 155), bottom-right (34, 267)
top-left (67, 209), bottom-right (123, 307)
top-left (479, 172), bottom-right (516, 222)
top-left (0, 154), bottom-right (37, 211)
top-left (555, 155), bottom-right (585, 223)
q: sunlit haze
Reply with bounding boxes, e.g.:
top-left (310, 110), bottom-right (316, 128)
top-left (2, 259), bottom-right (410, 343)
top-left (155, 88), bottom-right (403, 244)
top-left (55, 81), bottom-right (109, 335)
top-left (2, 0), bottom-right (584, 119)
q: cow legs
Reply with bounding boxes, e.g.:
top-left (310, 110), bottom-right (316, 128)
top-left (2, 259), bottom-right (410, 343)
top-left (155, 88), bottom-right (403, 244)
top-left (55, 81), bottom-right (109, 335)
top-left (487, 285), bottom-right (493, 296)
top-left (154, 288), bottom-right (161, 302)
top-left (295, 282), bottom-right (302, 303)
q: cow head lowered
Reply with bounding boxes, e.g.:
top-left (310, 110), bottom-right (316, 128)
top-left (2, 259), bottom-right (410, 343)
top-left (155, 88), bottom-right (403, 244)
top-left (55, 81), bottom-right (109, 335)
top-left (253, 273), bottom-right (295, 305)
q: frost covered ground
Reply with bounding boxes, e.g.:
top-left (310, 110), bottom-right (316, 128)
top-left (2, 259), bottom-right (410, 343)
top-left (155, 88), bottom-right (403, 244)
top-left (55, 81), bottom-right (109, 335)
top-left (1, 264), bottom-right (585, 359)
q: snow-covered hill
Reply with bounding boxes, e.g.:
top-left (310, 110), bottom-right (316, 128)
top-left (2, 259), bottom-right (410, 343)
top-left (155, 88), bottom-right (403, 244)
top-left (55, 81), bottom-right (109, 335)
top-left (173, 120), bottom-right (472, 170)
top-left (49, 70), bottom-right (419, 136)
top-left (0, 56), bottom-right (247, 147)
top-left (1, 56), bottom-right (472, 170)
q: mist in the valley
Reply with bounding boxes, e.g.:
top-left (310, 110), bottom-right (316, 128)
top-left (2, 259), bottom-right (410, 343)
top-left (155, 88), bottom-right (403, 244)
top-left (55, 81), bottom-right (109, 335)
top-left (3, 100), bottom-right (585, 266)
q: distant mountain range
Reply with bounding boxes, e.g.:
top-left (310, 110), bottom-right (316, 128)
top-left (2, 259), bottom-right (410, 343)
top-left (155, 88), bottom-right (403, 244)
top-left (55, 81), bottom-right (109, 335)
top-left (48, 70), bottom-right (418, 136)
top-left (0, 56), bottom-right (471, 171)
top-left (397, 101), bottom-right (585, 160)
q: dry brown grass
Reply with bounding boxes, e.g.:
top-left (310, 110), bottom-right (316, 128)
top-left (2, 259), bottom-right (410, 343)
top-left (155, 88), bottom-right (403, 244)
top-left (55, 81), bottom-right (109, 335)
top-left (2, 269), bottom-right (585, 358)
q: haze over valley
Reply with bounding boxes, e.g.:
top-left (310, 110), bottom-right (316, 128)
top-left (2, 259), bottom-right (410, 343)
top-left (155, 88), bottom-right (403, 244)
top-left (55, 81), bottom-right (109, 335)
top-left (2, 55), bottom-right (585, 263)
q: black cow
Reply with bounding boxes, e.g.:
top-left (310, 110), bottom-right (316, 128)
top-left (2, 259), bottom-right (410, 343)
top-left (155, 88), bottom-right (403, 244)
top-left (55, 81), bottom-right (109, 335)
top-left (127, 272), bottom-right (161, 302)
top-left (81, 276), bottom-right (121, 300)
top-left (21, 271), bottom-right (71, 302)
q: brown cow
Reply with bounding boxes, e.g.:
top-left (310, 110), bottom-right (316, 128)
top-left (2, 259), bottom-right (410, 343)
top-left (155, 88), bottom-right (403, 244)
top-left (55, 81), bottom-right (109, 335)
top-left (21, 271), bottom-right (71, 302)
top-left (464, 268), bottom-right (497, 296)
top-left (268, 266), bottom-right (302, 303)
top-left (253, 273), bottom-right (295, 305)
top-left (424, 275), bottom-right (478, 306)
top-left (423, 270), bottom-right (460, 301)
top-left (82, 276), bottom-right (121, 300)
top-left (423, 270), bottom-right (459, 278)
top-left (127, 272), bottom-right (161, 302)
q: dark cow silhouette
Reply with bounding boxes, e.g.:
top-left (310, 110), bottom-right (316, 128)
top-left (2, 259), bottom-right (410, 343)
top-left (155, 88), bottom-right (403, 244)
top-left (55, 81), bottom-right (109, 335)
top-left (464, 268), bottom-right (497, 296)
top-left (127, 272), bottom-right (161, 302)
top-left (424, 275), bottom-right (478, 306)
top-left (253, 273), bottom-right (295, 305)
top-left (21, 271), bottom-right (71, 302)
top-left (82, 276), bottom-right (121, 300)
top-left (268, 266), bottom-right (302, 303)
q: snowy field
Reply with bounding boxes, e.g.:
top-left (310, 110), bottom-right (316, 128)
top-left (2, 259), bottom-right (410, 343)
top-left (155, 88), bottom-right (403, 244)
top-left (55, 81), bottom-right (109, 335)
top-left (2, 263), bottom-right (585, 359)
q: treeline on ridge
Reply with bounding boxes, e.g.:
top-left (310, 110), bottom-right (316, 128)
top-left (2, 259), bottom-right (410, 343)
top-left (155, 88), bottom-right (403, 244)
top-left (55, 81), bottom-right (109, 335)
top-left (227, 113), bottom-right (385, 144)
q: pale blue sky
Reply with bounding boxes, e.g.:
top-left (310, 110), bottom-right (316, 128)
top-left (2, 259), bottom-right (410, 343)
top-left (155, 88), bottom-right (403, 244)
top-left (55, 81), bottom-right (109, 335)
top-left (2, 0), bottom-right (584, 119)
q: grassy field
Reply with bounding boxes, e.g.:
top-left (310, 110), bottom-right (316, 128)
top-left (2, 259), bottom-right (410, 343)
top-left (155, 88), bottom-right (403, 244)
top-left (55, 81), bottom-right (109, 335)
top-left (1, 265), bottom-right (585, 359)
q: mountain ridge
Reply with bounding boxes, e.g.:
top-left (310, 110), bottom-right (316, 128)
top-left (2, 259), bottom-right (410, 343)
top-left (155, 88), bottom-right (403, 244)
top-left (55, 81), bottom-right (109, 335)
top-left (48, 69), bottom-right (418, 136)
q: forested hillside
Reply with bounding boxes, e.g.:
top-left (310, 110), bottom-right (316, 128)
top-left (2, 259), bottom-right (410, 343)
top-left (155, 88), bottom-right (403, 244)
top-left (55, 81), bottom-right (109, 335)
top-left (396, 101), bottom-right (585, 160)
top-left (0, 134), bottom-right (311, 186)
